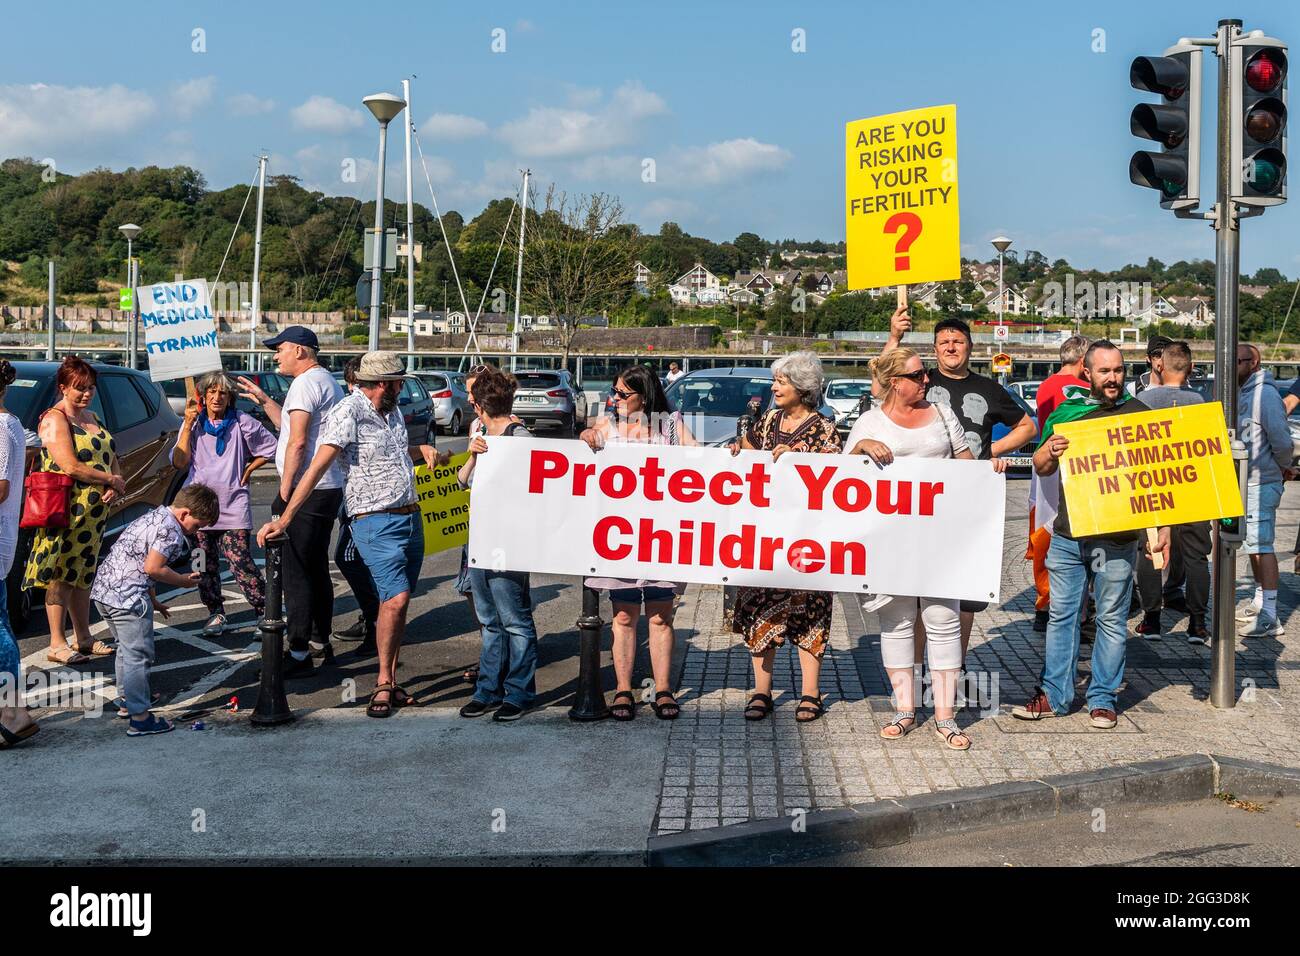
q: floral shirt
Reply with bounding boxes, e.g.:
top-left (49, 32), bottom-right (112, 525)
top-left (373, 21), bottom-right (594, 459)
top-left (90, 506), bottom-right (189, 613)
top-left (320, 390), bottom-right (417, 516)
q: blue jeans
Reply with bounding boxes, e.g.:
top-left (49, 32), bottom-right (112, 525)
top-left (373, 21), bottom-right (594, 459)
top-left (0, 583), bottom-right (20, 706)
top-left (468, 568), bottom-right (538, 709)
top-left (95, 599), bottom-right (155, 717)
top-left (1040, 534), bottom-right (1136, 715)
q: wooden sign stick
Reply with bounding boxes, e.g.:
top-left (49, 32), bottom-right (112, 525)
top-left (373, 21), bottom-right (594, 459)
top-left (1146, 527), bottom-right (1166, 571)
top-left (185, 376), bottom-right (198, 410)
top-left (896, 284), bottom-right (908, 312)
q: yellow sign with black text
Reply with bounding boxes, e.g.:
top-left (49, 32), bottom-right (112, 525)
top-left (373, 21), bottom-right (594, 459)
top-left (415, 453), bottom-right (471, 555)
top-left (845, 104), bottom-right (960, 290)
top-left (1056, 403), bottom-right (1242, 537)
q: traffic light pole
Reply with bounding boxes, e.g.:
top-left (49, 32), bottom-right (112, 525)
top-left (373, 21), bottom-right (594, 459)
top-left (1209, 19), bottom-right (1243, 709)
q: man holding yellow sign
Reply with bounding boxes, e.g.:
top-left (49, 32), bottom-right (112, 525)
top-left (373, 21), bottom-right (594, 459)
top-left (1012, 341), bottom-right (1171, 730)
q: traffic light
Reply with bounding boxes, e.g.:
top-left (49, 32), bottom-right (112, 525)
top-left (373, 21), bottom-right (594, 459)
top-left (1232, 35), bottom-right (1287, 206)
top-left (1129, 44), bottom-right (1203, 210)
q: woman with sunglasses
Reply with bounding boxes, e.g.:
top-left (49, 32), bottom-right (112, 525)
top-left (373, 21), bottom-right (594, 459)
top-left (844, 348), bottom-right (1006, 751)
top-left (579, 365), bottom-right (697, 720)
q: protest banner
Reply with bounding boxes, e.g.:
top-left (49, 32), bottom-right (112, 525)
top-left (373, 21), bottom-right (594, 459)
top-left (845, 104), bottom-right (960, 293)
top-left (415, 453), bottom-right (471, 555)
top-left (467, 439), bottom-right (1005, 603)
top-left (1055, 402), bottom-right (1242, 539)
top-left (138, 278), bottom-right (222, 383)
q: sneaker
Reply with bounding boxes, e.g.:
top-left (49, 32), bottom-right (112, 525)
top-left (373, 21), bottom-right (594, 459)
top-left (493, 702), bottom-right (525, 722)
top-left (1240, 614), bottom-right (1284, 638)
top-left (459, 699), bottom-right (501, 718)
top-left (126, 713), bottom-right (174, 737)
top-left (201, 613), bottom-right (227, 637)
top-left (1032, 609), bottom-right (1049, 633)
top-left (1011, 689), bottom-right (1057, 721)
top-left (334, 615), bottom-right (368, 642)
top-left (1089, 708), bottom-right (1118, 729)
top-left (1236, 603), bottom-right (1262, 624)
top-left (1186, 618), bottom-right (1211, 645)
top-left (282, 651), bottom-right (315, 679)
top-left (1133, 612), bottom-right (1162, 639)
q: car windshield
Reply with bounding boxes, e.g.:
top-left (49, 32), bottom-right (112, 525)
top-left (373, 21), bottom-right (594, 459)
top-left (1017, 382), bottom-right (1040, 400)
top-left (4, 375), bottom-right (51, 429)
top-left (670, 377), bottom-right (772, 417)
top-left (516, 373), bottom-right (561, 390)
top-left (826, 381), bottom-right (870, 400)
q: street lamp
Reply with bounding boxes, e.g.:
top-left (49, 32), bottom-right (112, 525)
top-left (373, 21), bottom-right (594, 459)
top-left (119, 223), bottom-right (142, 368)
top-left (991, 235), bottom-right (1012, 333)
top-left (363, 92), bottom-right (406, 352)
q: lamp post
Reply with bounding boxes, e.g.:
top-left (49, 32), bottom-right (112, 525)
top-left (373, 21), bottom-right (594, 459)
top-left (991, 236), bottom-right (1012, 333)
top-left (363, 92), bottom-right (406, 352)
top-left (119, 223), bottom-right (142, 367)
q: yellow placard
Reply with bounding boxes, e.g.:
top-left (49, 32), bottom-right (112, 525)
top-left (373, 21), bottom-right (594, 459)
top-left (845, 104), bottom-right (960, 290)
top-left (1056, 403), bottom-right (1242, 537)
top-left (415, 453), bottom-right (471, 555)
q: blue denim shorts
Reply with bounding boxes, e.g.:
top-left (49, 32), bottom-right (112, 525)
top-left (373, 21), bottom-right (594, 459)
top-left (351, 510), bottom-right (425, 602)
top-left (1244, 481), bottom-right (1284, 555)
top-left (609, 585), bottom-right (676, 606)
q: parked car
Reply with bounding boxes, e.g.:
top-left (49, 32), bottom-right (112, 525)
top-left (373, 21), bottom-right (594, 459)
top-left (1008, 380), bottom-right (1042, 403)
top-left (825, 378), bottom-right (872, 436)
top-left (511, 369), bottom-right (586, 433)
top-left (664, 367), bottom-right (837, 446)
top-left (330, 370), bottom-right (435, 444)
top-left (5, 361), bottom-right (184, 630)
top-left (415, 371), bottom-right (473, 436)
top-left (992, 386), bottom-right (1038, 475)
top-left (1273, 379), bottom-right (1300, 463)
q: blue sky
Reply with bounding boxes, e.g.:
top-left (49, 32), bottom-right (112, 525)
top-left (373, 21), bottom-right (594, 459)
top-left (1, 0), bottom-right (1296, 274)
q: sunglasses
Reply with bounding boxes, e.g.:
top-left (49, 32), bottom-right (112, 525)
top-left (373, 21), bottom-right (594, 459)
top-left (897, 368), bottom-right (929, 383)
top-left (612, 387), bottom-right (636, 400)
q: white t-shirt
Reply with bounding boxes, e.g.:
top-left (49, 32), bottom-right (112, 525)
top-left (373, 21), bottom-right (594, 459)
top-left (0, 412), bottom-right (26, 577)
top-left (276, 365), bottom-right (345, 489)
top-left (666, 369), bottom-right (684, 384)
top-left (843, 403), bottom-right (968, 461)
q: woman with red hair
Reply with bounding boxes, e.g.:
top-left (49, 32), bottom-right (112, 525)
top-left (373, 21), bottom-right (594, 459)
top-left (24, 357), bottom-right (125, 664)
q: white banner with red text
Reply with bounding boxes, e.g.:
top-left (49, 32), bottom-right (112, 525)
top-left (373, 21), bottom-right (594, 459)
top-left (466, 439), bottom-right (1006, 603)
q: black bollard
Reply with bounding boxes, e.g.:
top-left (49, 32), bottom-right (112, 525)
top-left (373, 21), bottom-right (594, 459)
top-left (569, 583), bottom-right (610, 721)
top-left (251, 536), bottom-right (294, 726)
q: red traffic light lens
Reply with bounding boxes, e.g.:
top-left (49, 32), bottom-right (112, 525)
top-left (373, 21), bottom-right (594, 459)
top-left (1246, 49), bottom-right (1286, 93)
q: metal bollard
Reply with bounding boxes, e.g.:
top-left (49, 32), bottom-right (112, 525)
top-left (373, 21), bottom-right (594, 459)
top-left (569, 584), bottom-right (610, 721)
top-left (251, 535), bottom-right (294, 726)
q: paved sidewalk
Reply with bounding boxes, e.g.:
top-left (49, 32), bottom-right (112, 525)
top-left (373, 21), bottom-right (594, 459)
top-left (653, 486), bottom-right (1300, 836)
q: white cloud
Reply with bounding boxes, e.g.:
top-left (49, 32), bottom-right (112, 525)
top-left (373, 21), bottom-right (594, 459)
top-left (290, 95), bottom-right (365, 134)
top-left (171, 76), bottom-right (216, 118)
top-left (567, 154), bottom-right (639, 180)
top-left (227, 92), bottom-right (275, 116)
top-left (420, 112), bottom-right (488, 140)
top-left (669, 138), bottom-right (792, 185)
top-left (497, 81), bottom-right (668, 158)
top-left (641, 198), bottom-right (698, 222)
top-left (0, 82), bottom-right (156, 154)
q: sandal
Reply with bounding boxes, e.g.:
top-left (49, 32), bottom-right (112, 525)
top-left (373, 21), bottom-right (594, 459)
top-left (462, 667), bottom-right (479, 684)
top-left (114, 692), bottom-right (162, 719)
top-left (795, 695), bottom-right (824, 722)
top-left (46, 647), bottom-right (90, 665)
top-left (74, 641), bottom-right (116, 658)
top-left (366, 683), bottom-right (396, 719)
top-left (744, 693), bottom-right (773, 721)
top-left (610, 690), bottom-right (636, 722)
top-left (390, 685), bottom-right (423, 708)
top-left (880, 710), bottom-right (917, 739)
top-left (934, 717), bottom-right (972, 751)
top-left (651, 690), bottom-right (680, 720)
top-left (0, 721), bottom-right (39, 748)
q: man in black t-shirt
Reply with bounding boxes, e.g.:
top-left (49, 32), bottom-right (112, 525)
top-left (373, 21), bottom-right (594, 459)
top-left (1011, 341), bottom-right (1168, 728)
top-left (885, 311), bottom-right (1038, 665)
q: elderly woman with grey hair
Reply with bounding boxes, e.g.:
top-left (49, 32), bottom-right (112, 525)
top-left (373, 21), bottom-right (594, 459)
top-left (728, 350), bottom-right (842, 722)
top-left (171, 371), bottom-right (278, 635)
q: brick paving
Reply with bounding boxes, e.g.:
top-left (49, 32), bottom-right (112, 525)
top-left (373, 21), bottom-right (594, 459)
top-left (654, 482), bottom-right (1300, 836)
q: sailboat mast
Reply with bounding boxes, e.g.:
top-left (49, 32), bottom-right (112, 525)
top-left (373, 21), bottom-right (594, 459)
top-left (249, 154), bottom-right (268, 371)
top-left (512, 168), bottom-right (529, 372)
top-left (402, 78), bottom-right (416, 372)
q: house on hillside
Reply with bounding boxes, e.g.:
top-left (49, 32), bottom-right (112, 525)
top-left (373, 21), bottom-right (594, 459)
top-left (1240, 283), bottom-right (1271, 298)
top-left (979, 285), bottom-right (1031, 316)
top-left (966, 262), bottom-right (1000, 284)
top-left (1166, 296), bottom-right (1215, 327)
top-left (633, 260), bottom-right (653, 289)
top-left (674, 262), bottom-right (720, 293)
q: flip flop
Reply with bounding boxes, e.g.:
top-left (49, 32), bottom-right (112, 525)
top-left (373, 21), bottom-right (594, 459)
top-left (0, 721), bottom-right (39, 748)
top-left (46, 647), bottom-right (90, 665)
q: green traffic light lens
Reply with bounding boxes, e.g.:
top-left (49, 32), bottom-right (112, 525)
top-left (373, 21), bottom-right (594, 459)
top-left (1247, 156), bottom-right (1285, 194)
top-left (1161, 179), bottom-right (1182, 197)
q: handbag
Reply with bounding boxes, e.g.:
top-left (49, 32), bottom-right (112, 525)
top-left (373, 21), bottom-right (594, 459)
top-left (20, 470), bottom-right (74, 529)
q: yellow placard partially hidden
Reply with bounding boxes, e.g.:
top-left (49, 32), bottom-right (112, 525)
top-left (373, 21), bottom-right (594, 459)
top-left (845, 104), bottom-right (960, 291)
top-left (1056, 403), bottom-right (1242, 538)
top-left (415, 453), bottom-right (471, 555)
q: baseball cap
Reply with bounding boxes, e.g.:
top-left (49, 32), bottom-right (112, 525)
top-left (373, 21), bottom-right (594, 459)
top-left (1146, 335), bottom-right (1173, 357)
top-left (262, 325), bottom-right (319, 350)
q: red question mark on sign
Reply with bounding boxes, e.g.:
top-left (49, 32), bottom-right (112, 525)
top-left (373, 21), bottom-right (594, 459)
top-left (883, 212), bottom-right (923, 271)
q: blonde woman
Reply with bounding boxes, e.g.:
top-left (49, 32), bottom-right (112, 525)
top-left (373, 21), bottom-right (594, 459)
top-left (844, 348), bottom-right (1006, 750)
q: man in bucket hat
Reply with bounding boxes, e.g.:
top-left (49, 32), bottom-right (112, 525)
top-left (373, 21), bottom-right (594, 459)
top-left (259, 352), bottom-right (449, 717)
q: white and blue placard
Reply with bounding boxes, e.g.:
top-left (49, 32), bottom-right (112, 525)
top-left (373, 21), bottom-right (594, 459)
top-left (138, 278), bottom-right (223, 382)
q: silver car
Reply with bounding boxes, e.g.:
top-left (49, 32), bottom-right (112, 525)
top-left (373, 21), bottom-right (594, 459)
top-left (418, 371), bottom-right (473, 436)
top-left (512, 369), bottom-right (587, 433)
top-left (824, 378), bottom-right (872, 435)
top-left (663, 366), bottom-right (837, 446)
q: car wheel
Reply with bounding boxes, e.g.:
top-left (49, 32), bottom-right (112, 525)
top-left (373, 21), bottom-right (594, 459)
top-left (450, 411), bottom-right (462, 437)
